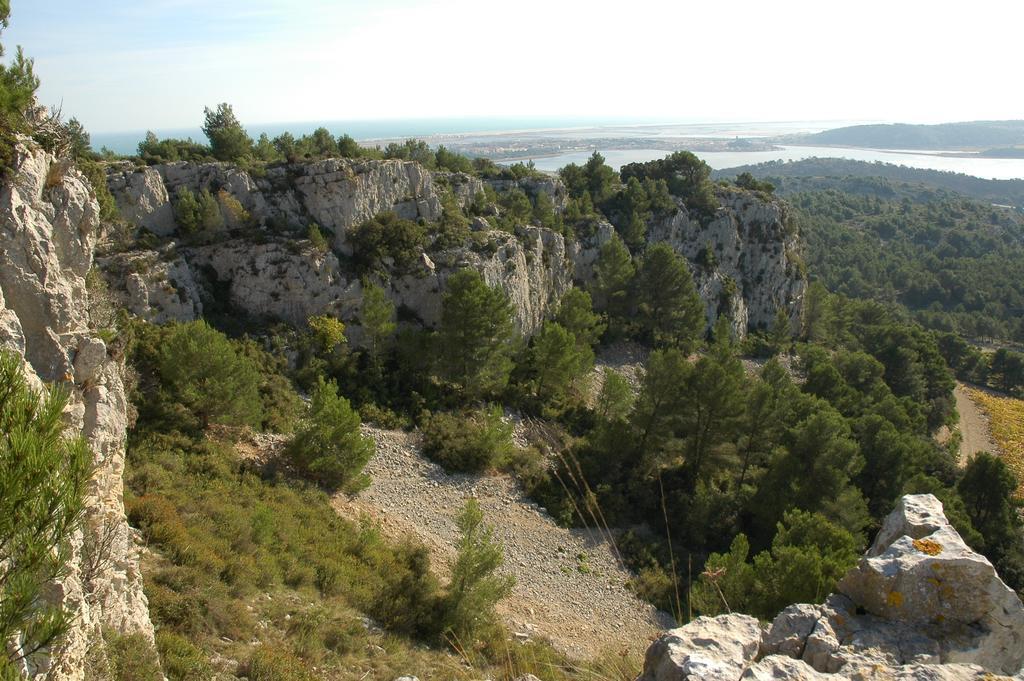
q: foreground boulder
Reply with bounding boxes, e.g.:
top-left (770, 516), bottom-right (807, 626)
top-left (637, 494), bottom-right (1024, 680)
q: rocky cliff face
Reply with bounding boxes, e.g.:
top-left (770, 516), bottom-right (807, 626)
top-left (647, 188), bottom-right (805, 335)
top-left (0, 143), bottom-right (155, 679)
top-left (637, 494), bottom-right (1024, 681)
top-left (104, 159), bottom-right (804, 340)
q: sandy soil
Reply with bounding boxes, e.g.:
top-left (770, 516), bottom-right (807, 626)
top-left (954, 383), bottom-right (997, 466)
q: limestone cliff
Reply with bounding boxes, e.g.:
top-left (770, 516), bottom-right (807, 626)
top-left (637, 495), bottom-right (1024, 681)
top-left (646, 187), bottom-right (806, 335)
top-left (0, 142), bottom-right (155, 679)
top-left (104, 158), bottom-right (804, 340)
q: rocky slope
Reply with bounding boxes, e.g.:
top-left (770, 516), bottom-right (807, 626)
top-left (102, 158), bottom-right (804, 340)
top-left (335, 426), bottom-right (675, 660)
top-left (0, 143), bottom-right (155, 678)
top-left (637, 494), bottom-right (1024, 680)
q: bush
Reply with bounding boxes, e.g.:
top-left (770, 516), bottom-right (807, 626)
top-left (104, 630), bottom-right (162, 681)
top-left (348, 211), bottom-right (428, 274)
top-left (156, 631), bottom-right (211, 681)
top-left (285, 377), bottom-right (374, 491)
top-left (307, 223), bottom-right (329, 253)
top-left (421, 406), bottom-right (513, 474)
top-left (157, 320), bottom-right (263, 429)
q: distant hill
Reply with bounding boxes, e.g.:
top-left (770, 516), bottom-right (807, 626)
top-left (712, 157), bottom-right (1024, 208)
top-left (785, 120), bottom-right (1024, 150)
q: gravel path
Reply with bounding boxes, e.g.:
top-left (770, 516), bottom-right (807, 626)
top-left (333, 426), bottom-right (673, 660)
top-left (954, 382), bottom-right (997, 466)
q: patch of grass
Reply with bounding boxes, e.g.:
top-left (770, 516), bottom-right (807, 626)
top-left (966, 387), bottom-right (1024, 498)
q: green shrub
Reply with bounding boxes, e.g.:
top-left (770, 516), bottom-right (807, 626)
top-left (285, 377), bottom-right (374, 491)
top-left (104, 630), bottom-right (162, 681)
top-left (421, 406), bottom-right (513, 474)
top-left (307, 223), bottom-right (329, 253)
top-left (349, 211), bottom-right (428, 274)
top-left (156, 320), bottom-right (263, 429)
top-left (155, 631), bottom-right (211, 681)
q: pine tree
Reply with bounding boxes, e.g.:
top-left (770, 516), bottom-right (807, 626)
top-left (528, 322), bottom-right (593, 405)
top-left (591, 234), bottom-right (635, 334)
top-left (201, 103), bottom-right (252, 162)
top-left (158, 320), bottom-right (263, 428)
top-left (441, 499), bottom-right (514, 643)
top-left (555, 288), bottom-right (605, 350)
top-left (360, 282), bottom-right (396, 363)
top-left (0, 351), bottom-right (91, 673)
top-left (286, 378), bottom-right (374, 491)
top-left (634, 243), bottom-right (705, 350)
top-left (439, 269), bottom-right (516, 399)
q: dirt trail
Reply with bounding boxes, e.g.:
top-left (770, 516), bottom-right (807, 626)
top-left (332, 426), bottom-right (673, 660)
top-left (954, 383), bottom-right (996, 466)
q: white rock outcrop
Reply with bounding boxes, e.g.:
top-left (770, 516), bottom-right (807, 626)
top-left (646, 188), bottom-right (805, 336)
top-left (0, 142), bottom-right (155, 679)
top-left (638, 614), bottom-right (763, 681)
top-left (106, 160), bottom-right (805, 340)
top-left (637, 495), bottom-right (1024, 681)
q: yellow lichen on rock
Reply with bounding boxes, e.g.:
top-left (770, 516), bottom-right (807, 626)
top-left (913, 538), bottom-right (943, 555)
top-left (886, 591), bottom-right (903, 607)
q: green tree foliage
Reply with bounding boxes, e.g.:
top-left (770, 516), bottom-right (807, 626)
top-left (789, 184), bottom-right (1024, 343)
top-left (532, 190), bottom-right (560, 231)
top-left (595, 369), bottom-right (634, 424)
top-left (421, 406), bottom-right (514, 473)
top-left (431, 193), bottom-right (470, 249)
top-left (590, 234), bottom-right (635, 334)
top-left (438, 269), bottom-right (516, 399)
top-left (734, 172), bottom-right (775, 194)
top-left (0, 3), bottom-right (39, 169)
top-left (441, 499), bottom-right (514, 644)
top-left (308, 127), bottom-right (338, 157)
top-left (959, 453), bottom-right (1024, 575)
top-left (499, 187), bottom-right (533, 227)
top-left (285, 378), bottom-right (374, 491)
top-left (527, 322), bottom-right (593, 406)
top-left (173, 187), bottom-right (223, 238)
top-left (202, 103), bottom-right (252, 162)
top-left (348, 211), bottom-right (428, 275)
top-left (555, 288), bottom-right (605, 350)
top-left (337, 134), bottom-right (363, 158)
top-left (383, 139), bottom-right (435, 167)
top-left (307, 223), bottom-right (329, 253)
top-left (692, 510), bottom-right (858, 619)
top-left (434, 145), bottom-right (474, 173)
top-left (158, 320), bottom-right (263, 428)
top-left (137, 132), bottom-right (211, 164)
top-left (359, 283), bottom-right (396, 361)
top-left (633, 243), bottom-right (705, 349)
top-left (621, 152), bottom-right (718, 218)
top-left (559, 152), bottom-right (620, 207)
top-left (768, 307), bottom-right (792, 356)
top-left (0, 351), bottom-right (91, 674)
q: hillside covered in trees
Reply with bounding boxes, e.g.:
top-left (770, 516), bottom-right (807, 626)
top-left (785, 120), bottom-right (1024, 151)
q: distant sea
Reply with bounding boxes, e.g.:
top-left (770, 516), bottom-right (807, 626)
top-left (90, 116), bottom-right (680, 156)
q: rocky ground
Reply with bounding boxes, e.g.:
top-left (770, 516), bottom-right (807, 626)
top-left (332, 426), bottom-right (674, 660)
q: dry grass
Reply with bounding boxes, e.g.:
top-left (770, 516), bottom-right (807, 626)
top-left (965, 387), bottom-right (1024, 498)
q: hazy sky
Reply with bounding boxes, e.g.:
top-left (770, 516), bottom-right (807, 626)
top-left (6, 0), bottom-right (1022, 133)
